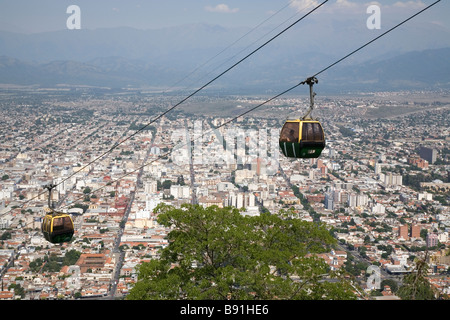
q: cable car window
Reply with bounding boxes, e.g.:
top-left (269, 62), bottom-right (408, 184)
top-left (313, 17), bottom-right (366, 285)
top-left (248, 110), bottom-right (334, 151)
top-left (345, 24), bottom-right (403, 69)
top-left (64, 216), bottom-right (73, 229)
top-left (312, 123), bottom-right (324, 140)
top-left (280, 122), bottom-right (299, 142)
top-left (44, 217), bottom-right (50, 232)
top-left (53, 217), bottom-right (64, 231)
top-left (302, 123), bottom-right (314, 141)
top-left (302, 122), bottom-right (323, 141)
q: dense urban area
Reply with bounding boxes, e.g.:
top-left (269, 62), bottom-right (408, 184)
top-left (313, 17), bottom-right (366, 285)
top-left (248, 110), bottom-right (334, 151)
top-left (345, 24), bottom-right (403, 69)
top-left (0, 86), bottom-right (449, 300)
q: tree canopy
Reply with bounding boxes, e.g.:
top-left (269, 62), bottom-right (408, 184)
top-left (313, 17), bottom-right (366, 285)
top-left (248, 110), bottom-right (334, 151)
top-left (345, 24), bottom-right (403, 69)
top-left (127, 204), bottom-right (357, 300)
top-left (397, 255), bottom-right (437, 300)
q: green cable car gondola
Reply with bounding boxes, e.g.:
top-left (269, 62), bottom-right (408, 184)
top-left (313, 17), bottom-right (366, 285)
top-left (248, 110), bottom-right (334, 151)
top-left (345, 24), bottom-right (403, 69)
top-left (279, 77), bottom-right (325, 159)
top-left (41, 184), bottom-right (74, 244)
top-left (279, 119), bottom-right (325, 158)
top-left (42, 212), bottom-right (74, 244)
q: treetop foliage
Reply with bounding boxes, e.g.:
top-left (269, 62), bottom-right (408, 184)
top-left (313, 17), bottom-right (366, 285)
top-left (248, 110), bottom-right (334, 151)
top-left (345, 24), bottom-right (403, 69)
top-left (127, 204), bottom-right (357, 300)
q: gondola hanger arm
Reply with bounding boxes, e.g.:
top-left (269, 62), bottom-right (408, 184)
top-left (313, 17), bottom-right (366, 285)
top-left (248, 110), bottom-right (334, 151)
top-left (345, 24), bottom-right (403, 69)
top-left (300, 76), bottom-right (318, 120)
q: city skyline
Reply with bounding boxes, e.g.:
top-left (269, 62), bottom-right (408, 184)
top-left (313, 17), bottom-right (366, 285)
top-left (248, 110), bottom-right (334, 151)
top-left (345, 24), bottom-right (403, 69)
top-left (0, 89), bottom-right (449, 300)
top-left (0, 0), bottom-right (449, 303)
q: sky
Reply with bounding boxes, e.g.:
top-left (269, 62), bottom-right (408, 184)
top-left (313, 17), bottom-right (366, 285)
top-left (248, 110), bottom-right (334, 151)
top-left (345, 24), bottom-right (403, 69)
top-left (0, 0), bottom-right (448, 33)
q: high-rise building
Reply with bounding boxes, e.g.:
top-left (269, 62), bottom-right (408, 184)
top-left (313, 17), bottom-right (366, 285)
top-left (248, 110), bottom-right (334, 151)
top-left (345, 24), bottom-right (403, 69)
top-left (398, 225), bottom-right (410, 240)
top-left (419, 146), bottom-right (437, 164)
top-left (348, 193), bottom-right (357, 208)
top-left (379, 172), bottom-right (402, 186)
top-left (324, 193), bottom-right (334, 210)
top-left (333, 189), bottom-right (341, 203)
top-left (372, 203), bottom-right (385, 214)
top-left (375, 163), bottom-right (382, 174)
top-left (227, 192), bottom-right (255, 209)
top-left (392, 174), bottom-right (402, 186)
top-left (0, 217), bottom-right (11, 229)
top-left (317, 159), bottom-right (324, 168)
top-left (237, 193), bottom-right (244, 208)
top-left (329, 148), bottom-right (336, 158)
top-left (411, 225), bottom-right (421, 239)
top-left (144, 181), bottom-right (158, 194)
top-left (170, 185), bottom-right (190, 199)
top-left (341, 192), bottom-right (349, 204)
top-left (356, 194), bottom-right (368, 207)
top-left (246, 193), bottom-right (255, 207)
top-left (427, 233), bottom-right (438, 247)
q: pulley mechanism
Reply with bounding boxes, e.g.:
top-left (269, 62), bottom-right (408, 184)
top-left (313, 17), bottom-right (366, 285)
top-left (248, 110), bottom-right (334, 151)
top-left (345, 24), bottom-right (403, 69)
top-left (300, 76), bottom-right (318, 120)
top-left (44, 183), bottom-right (57, 213)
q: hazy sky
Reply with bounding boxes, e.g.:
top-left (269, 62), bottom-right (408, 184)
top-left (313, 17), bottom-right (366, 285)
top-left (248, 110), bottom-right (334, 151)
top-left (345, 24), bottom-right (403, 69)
top-left (0, 0), bottom-right (448, 33)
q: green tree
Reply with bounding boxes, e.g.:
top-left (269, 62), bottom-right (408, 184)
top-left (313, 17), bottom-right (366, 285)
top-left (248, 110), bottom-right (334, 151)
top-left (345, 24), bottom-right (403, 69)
top-left (177, 175), bottom-right (185, 186)
top-left (29, 258), bottom-right (44, 273)
top-left (370, 290), bottom-right (383, 297)
top-left (8, 284), bottom-right (25, 299)
top-left (1, 232), bottom-right (12, 241)
top-left (162, 180), bottom-right (172, 190)
top-left (420, 229), bottom-right (428, 241)
top-left (127, 204), bottom-right (357, 300)
top-left (380, 279), bottom-right (399, 293)
top-left (337, 125), bottom-right (355, 137)
top-left (63, 250), bottom-right (81, 266)
top-left (83, 187), bottom-right (91, 194)
top-left (397, 254), bottom-right (436, 300)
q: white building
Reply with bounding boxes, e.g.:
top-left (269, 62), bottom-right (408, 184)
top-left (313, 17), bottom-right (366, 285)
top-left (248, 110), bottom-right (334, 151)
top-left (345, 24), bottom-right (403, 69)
top-left (417, 192), bottom-right (433, 201)
top-left (348, 193), bottom-right (357, 208)
top-left (235, 169), bottom-right (255, 184)
top-left (217, 182), bottom-right (236, 192)
top-left (170, 185), bottom-right (190, 199)
top-left (438, 232), bottom-right (448, 243)
top-left (357, 194), bottom-right (368, 207)
top-left (374, 163), bottom-right (382, 174)
top-left (145, 197), bottom-right (161, 212)
top-left (379, 172), bottom-right (402, 186)
top-left (226, 191), bottom-right (255, 209)
top-left (144, 181), bottom-right (158, 194)
top-left (372, 203), bottom-right (386, 214)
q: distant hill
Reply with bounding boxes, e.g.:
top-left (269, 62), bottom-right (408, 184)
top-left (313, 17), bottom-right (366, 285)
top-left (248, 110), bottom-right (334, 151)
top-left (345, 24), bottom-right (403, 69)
top-left (0, 21), bottom-right (449, 92)
top-left (323, 47), bottom-right (450, 91)
top-left (1, 46), bottom-right (449, 92)
top-left (0, 55), bottom-right (188, 88)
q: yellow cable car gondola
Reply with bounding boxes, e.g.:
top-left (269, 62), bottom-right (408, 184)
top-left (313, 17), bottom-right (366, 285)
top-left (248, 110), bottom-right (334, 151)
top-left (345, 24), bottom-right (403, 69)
top-left (279, 77), bottom-right (325, 159)
top-left (41, 184), bottom-right (74, 244)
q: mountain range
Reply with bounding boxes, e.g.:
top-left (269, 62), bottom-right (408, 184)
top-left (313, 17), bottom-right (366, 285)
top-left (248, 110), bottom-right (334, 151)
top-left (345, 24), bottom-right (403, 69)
top-left (0, 21), bottom-right (449, 93)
